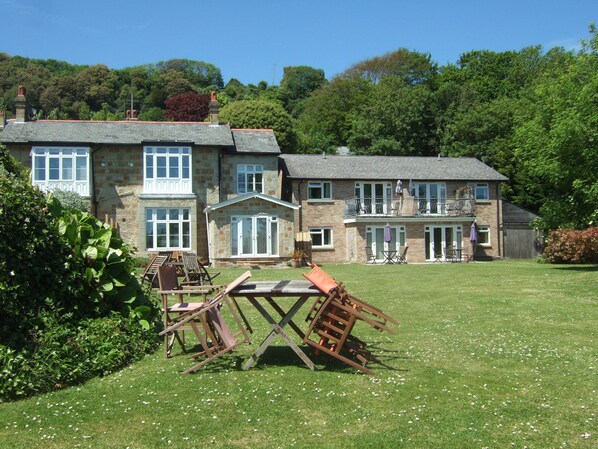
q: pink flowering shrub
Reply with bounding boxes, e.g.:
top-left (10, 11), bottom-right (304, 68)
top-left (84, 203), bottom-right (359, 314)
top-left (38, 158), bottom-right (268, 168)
top-left (543, 227), bottom-right (598, 264)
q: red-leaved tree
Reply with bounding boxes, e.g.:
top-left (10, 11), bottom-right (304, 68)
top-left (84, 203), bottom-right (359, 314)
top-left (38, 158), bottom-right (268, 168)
top-left (164, 92), bottom-right (211, 122)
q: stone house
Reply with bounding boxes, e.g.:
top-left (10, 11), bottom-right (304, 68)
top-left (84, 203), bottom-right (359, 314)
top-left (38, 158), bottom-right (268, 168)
top-left (0, 88), bottom-right (297, 267)
top-left (1, 87), bottom-right (508, 265)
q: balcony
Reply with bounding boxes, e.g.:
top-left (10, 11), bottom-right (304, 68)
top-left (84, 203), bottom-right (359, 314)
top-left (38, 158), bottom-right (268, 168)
top-left (344, 197), bottom-right (476, 218)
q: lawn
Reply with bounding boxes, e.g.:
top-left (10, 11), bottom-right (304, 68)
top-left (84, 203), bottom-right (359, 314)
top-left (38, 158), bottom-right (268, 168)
top-left (1, 261), bottom-right (596, 448)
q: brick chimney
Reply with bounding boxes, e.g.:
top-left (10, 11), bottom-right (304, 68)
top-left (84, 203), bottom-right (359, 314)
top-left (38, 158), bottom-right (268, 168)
top-left (209, 91), bottom-right (219, 125)
top-left (126, 109), bottom-right (139, 121)
top-left (15, 85), bottom-right (27, 123)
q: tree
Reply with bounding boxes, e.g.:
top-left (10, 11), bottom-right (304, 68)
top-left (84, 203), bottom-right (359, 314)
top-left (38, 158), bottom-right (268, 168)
top-left (220, 100), bottom-right (297, 152)
top-left (348, 77), bottom-right (435, 156)
top-left (278, 66), bottom-right (326, 117)
top-left (164, 92), bottom-right (211, 122)
top-left (513, 26), bottom-right (598, 229)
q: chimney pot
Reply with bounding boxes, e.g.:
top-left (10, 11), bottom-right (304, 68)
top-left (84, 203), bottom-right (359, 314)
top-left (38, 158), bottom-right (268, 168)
top-left (209, 91), bottom-right (219, 125)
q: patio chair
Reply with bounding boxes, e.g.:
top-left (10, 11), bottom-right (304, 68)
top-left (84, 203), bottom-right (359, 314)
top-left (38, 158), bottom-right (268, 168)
top-left (159, 271), bottom-right (253, 374)
top-left (181, 251), bottom-right (220, 286)
top-left (302, 264), bottom-right (398, 374)
top-left (365, 246), bottom-right (377, 264)
top-left (141, 254), bottom-right (169, 288)
top-left (157, 265), bottom-right (214, 357)
top-left (396, 246), bottom-right (409, 264)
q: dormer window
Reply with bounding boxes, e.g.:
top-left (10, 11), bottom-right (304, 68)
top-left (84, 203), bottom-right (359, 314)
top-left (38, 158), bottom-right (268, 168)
top-left (143, 146), bottom-right (191, 194)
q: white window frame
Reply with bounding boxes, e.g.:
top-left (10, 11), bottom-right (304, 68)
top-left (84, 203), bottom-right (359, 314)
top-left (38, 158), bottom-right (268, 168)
top-left (237, 164), bottom-right (264, 194)
top-left (143, 146), bottom-right (191, 194)
top-left (309, 227), bottom-right (333, 248)
top-left (31, 147), bottom-right (91, 196)
top-left (231, 215), bottom-right (278, 257)
top-left (366, 225), bottom-right (406, 261)
top-left (414, 182), bottom-right (447, 214)
top-left (307, 181), bottom-right (332, 200)
top-left (145, 208), bottom-right (191, 250)
top-left (476, 225), bottom-right (491, 247)
top-left (468, 182), bottom-right (490, 201)
top-left (355, 182), bottom-right (392, 215)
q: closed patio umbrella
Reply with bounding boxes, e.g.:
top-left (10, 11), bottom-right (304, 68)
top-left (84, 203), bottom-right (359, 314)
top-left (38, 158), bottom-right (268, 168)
top-left (470, 222), bottom-right (478, 262)
top-left (384, 223), bottom-right (392, 243)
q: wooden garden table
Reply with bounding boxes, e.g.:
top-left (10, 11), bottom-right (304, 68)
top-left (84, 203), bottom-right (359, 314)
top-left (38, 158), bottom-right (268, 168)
top-left (229, 280), bottom-right (323, 370)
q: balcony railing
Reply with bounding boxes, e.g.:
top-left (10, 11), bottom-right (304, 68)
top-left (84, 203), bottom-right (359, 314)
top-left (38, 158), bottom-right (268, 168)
top-left (345, 197), bottom-right (476, 218)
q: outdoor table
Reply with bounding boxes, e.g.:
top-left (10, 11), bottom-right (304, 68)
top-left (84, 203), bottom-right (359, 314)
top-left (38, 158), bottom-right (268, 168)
top-left (228, 280), bottom-right (324, 370)
top-left (382, 250), bottom-right (398, 264)
top-left (453, 248), bottom-right (463, 262)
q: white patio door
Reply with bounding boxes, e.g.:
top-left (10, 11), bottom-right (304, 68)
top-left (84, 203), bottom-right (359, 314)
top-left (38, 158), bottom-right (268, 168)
top-left (232, 216), bottom-right (278, 257)
top-left (356, 182), bottom-right (392, 214)
top-left (424, 225), bottom-right (462, 261)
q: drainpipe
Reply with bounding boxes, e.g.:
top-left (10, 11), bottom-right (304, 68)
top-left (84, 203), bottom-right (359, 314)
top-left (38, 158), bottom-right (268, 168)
top-left (496, 183), bottom-right (502, 259)
top-left (297, 179), bottom-right (303, 231)
top-left (205, 208), bottom-right (212, 265)
top-left (90, 145), bottom-right (100, 217)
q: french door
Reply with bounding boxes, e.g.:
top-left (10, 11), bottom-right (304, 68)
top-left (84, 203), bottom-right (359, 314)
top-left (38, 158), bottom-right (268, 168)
top-left (424, 225), bottom-right (462, 261)
top-left (232, 216), bottom-right (278, 256)
top-left (355, 182), bottom-right (392, 215)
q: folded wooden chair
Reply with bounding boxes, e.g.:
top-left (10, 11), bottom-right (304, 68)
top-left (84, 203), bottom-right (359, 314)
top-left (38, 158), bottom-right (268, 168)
top-left (158, 265), bottom-right (214, 357)
top-left (181, 251), bottom-right (221, 286)
top-left (396, 246), bottom-right (409, 264)
top-left (302, 264), bottom-right (399, 374)
top-left (159, 271), bottom-right (252, 374)
top-left (141, 254), bottom-right (169, 288)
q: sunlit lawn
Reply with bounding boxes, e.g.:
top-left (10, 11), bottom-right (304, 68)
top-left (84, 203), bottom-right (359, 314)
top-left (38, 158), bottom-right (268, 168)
top-left (1, 260), bottom-right (596, 448)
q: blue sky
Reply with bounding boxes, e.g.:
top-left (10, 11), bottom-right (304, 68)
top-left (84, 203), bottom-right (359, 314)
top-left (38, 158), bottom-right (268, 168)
top-left (2, 0), bottom-right (596, 85)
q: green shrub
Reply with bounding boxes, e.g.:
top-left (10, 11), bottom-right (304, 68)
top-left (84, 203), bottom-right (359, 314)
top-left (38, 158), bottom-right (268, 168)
top-left (50, 189), bottom-right (91, 212)
top-left (543, 227), bottom-right (598, 263)
top-left (0, 312), bottom-right (160, 400)
top-left (0, 145), bottom-right (162, 401)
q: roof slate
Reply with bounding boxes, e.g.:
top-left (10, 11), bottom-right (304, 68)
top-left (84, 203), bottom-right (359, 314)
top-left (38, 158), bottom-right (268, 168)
top-left (231, 129), bottom-right (280, 154)
top-left (280, 154), bottom-right (508, 181)
top-left (0, 120), bottom-right (234, 146)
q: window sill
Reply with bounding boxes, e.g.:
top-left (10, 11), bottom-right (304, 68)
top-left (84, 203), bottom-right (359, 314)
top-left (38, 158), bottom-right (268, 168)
top-left (139, 193), bottom-right (196, 199)
top-left (307, 199), bottom-right (334, 203)
top-left (312, 247), bottom-right (334, 251)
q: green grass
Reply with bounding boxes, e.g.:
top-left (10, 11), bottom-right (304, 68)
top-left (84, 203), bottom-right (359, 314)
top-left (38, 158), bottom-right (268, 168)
top-left (1, 261), bottom-right (596, 448)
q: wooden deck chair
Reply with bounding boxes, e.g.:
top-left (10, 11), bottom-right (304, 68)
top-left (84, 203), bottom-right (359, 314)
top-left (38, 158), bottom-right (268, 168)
top-left (181, 251), bottom-right (221, 286)
top-left (396, 246), bottom-right (409, 264)
top-left (159, 271), bottom-right (253, 374)
top-left (141, 254), bottom-right (169, 288)
top-left (157, 265), bottom-right (214, 357)
top-left (302, 264), bottom-right (399, 374)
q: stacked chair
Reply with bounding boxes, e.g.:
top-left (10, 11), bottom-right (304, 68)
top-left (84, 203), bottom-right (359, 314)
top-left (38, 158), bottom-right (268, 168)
top-left (158, 268), bottom-right (252, 374)
top-left (303, 264), bottom-right (399, 374)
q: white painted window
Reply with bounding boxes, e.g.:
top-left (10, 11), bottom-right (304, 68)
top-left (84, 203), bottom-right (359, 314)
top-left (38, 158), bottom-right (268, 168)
top-left (145, 208), bottom-right (191, 250)
top-left (476, 225), bottom-right (491, 246)
top-left (307, 181), bottom-right (332, 200)
top-left (231, 215), bottom-right (278, 256)
top-left (31, 147), bottom-right (90, 196)
top-left (468, 183), bottom-right (490, 201)
top-left (309, 227), bottom-right (333, 248)
top-left (143, 146), bottom-right (191, 194)
top-left (237, 164), bottom-right (263, 194)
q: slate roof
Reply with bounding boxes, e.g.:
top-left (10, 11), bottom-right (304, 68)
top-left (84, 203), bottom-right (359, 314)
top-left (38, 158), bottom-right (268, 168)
top-left (0, 120), bottom-right (234, 146)
top-left (279, 154), bottom-right (508, 181)
top-left (231, 129), bottom-right (280, 154)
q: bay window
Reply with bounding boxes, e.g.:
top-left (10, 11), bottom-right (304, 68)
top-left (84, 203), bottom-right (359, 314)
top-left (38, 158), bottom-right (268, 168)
top-left (143, 146), bottom-right (191, 194)
top-left (31, 147), bottom-right (90, 196)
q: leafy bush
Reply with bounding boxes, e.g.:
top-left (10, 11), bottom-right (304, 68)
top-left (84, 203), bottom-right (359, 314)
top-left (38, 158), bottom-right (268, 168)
top-left (542, 227), bottom-right (598, 264)
top-left (50, 189), bottom-right (91, 212)
top-left (0, 312), bottom-right (159, 400)
top-left (0, 145), bottom-right (162, 401)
